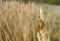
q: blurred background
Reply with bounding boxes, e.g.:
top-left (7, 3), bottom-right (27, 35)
top-left (0, 0), bottom-right (60, 41)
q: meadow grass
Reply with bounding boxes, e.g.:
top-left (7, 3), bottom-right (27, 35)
top-left (0, 1), bottom-right (60, 41)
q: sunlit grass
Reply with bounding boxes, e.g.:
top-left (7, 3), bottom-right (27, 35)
top-left (0, 1), bottom-right (60, 41)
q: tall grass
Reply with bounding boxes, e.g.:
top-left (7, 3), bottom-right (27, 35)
top-left (0, 1), bottom-right (60, 41)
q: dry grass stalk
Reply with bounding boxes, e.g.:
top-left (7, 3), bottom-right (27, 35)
top-left (37, 6), bottom-right (48, 41)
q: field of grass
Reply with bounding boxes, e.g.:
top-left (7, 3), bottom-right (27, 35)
top-left (0, 1), bottom-right (60, 41)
